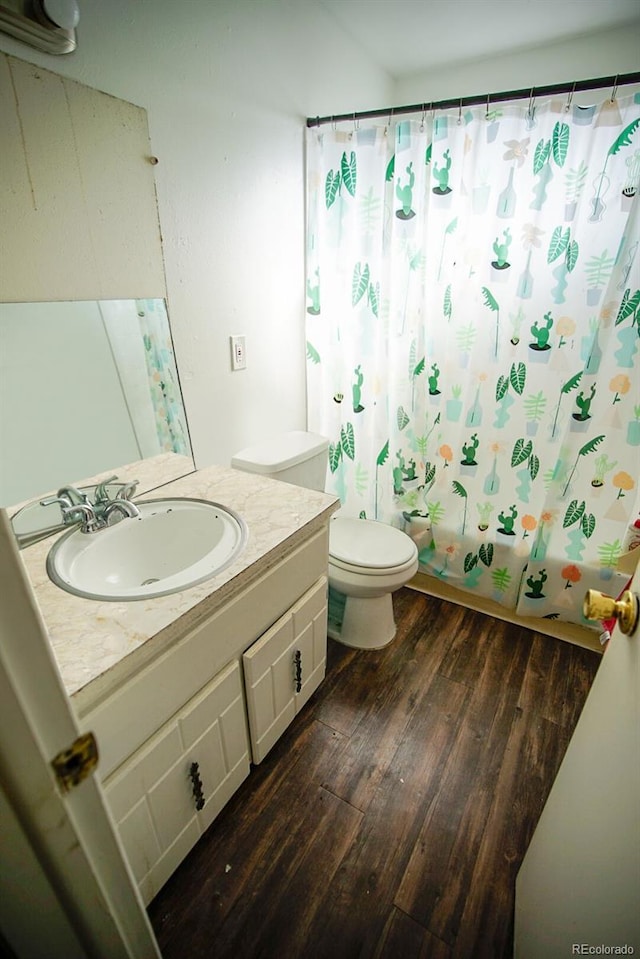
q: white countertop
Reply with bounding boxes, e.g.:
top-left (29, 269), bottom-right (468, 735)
top-left (16, 456), bottom-right (339, 712)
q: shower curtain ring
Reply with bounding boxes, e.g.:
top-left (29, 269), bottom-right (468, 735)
top-left (457, 99), bottom-right (462, 125)
top-left (610, 75), bottom-right (619, 102)
top-left (420, 103), bottom-right (426, 131)
top-left (485, 93), bottom-right (490, 120)
top-left (385, 107), bottom-right (394, 136)
top-left (527, 88), bottom-right (535, 120)
top-left (565, 82), bottom-right (576, 113)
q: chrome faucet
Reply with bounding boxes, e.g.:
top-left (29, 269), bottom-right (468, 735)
top-left (38, 478), bottom-right (140, 534)
top-left (103, 498), bottom-right (140, 524)
top-left (60, 501), bottom-right (102, 534)
top-left (58, 497), bottom-right (140, 532)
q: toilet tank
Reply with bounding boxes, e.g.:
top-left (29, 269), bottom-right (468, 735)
top-left (231, 431), bottom-right (329, 491)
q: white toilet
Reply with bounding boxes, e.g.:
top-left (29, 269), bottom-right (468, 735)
top-left (231, 431), bottom-right (419, 650)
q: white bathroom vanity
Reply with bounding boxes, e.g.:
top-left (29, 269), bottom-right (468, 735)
top-left (17, 456), bottom-right (339, 904)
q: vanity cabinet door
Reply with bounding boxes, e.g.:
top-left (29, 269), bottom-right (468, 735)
top-left (104, 660), bottom-right (250, 905)
top-left (243, 576), bottom-right (328, 764)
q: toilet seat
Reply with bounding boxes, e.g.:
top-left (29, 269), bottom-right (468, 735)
top-left (329, 518), bottom-right (418, 575)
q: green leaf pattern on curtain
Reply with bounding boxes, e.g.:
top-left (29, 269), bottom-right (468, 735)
top-left (135, 298), bottom-right (190, 456)
top-left (305, 94), bottom-right (640, 627)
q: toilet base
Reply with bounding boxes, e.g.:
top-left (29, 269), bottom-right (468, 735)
top-left (328, 593), bottom-right (397, 650)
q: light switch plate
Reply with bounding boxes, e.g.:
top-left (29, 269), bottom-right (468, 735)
top-left (230, 335), bottom-right (246, 371)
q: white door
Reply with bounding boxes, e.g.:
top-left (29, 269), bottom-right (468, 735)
top-left (0, 510), bottom-right (161, 959)
top-left (515, 570), bottom-right (640, 956)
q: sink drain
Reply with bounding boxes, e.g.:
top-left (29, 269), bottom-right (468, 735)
top-left (141, 578), bottom-right (160, 586)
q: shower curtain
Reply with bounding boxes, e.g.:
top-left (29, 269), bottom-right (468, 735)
top-left (135, 298), bottom-right (190, 457)
top-left (305, 91), bottom-right (640, 627)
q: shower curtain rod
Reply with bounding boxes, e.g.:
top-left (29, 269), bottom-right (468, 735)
top-left (306, 71), bottom-right (640, 128)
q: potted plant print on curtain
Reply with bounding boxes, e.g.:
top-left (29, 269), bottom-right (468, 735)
top-left (305, 92), bottom-right (640, 628)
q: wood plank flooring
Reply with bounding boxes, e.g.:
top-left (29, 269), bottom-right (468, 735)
top-left (147, 589), bottom-right (600, 959)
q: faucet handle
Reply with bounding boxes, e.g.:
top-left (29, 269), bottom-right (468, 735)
top-left (119, 479), bottom-right (139, 500)
top-left (40, 495), bottom-right (69, 508)
top-left (40, 495), bottom-right (85, 524)
top-left (94, 475), bottom-right (119, 501)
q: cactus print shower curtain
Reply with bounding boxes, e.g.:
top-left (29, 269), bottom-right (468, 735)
top-left (305, 91), bottom-right (640, 627)
top-left (135, 298), bottom-right (190, 456)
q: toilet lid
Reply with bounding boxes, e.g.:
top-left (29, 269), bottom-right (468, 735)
top-left (329, 518), bottom-right (418, 571)
top-left (231, 431), bottom-right (328, 474)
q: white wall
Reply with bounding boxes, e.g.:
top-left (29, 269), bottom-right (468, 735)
top-left (393, 23), bottom-right (640, 106)
top-left (0, 0), bottom-right (393, 472)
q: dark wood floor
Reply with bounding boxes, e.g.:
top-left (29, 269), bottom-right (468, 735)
top-left (148, 589), bottom-right (600, 959)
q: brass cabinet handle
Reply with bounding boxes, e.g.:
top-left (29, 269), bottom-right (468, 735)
top-left (583, 589), bottom-right (639, 636)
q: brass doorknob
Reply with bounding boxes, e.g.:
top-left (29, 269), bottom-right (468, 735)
top-left (583, 589), bottom-right (639, 635)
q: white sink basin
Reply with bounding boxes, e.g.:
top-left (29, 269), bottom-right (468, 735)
top-left (46, 498), bottom-right (247, 601)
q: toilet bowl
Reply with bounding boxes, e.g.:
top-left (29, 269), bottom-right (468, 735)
top-left (327, 516), bottom-right (418, 649)
top-left (231, 432), bottom-right (419, 650)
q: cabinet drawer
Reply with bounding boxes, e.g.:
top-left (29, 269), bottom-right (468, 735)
top-left (243, 577), bottom-right (328, 763)
top-left (104, 660), bottom-right (250, 904)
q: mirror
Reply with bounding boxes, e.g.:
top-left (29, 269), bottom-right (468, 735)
top-left (0, 297), bottom-right (193, 508)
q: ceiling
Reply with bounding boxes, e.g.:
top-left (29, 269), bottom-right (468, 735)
top-left (316, 0), bottom-right (640, 79)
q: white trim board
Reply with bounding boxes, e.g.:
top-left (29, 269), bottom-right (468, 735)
top-left (407, 572), bottom-right (602, 654)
